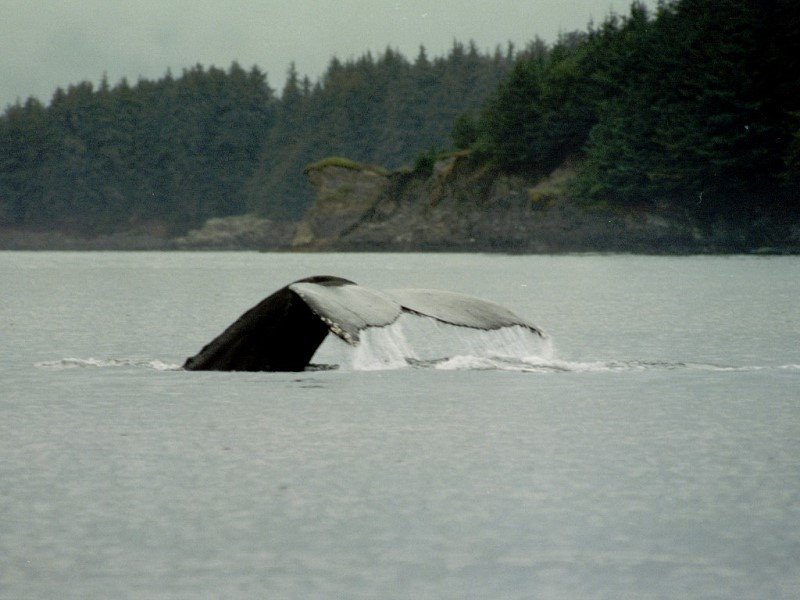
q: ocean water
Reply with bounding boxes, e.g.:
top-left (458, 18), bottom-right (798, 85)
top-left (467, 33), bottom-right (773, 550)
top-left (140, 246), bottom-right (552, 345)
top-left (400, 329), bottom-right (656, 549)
top-left (1, 251), bottom-right (799, 599)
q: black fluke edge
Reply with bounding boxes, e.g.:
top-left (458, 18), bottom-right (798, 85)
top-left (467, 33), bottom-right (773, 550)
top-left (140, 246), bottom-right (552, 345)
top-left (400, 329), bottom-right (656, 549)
top-left (183, 276), bottom-right (350, 372)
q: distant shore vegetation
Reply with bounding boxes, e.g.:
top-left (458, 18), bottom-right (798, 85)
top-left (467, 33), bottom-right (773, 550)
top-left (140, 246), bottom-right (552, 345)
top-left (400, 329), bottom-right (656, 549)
top-left (1, 0), bottom-right (797, 240)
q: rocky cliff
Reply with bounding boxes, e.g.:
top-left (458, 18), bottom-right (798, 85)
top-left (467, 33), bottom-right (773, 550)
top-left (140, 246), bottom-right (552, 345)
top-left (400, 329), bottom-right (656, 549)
top-left (292, 160), bottom-right (391, 247)
top-left (292, 155), bottom-right (709, 253)
top-left (5, 155), bottom-right (793, 252)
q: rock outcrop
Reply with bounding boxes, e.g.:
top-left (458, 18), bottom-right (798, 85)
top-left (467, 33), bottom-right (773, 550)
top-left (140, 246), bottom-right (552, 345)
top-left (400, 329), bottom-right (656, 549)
top-left (292, 155), bottom-right (703, 253)
top-left (293, 160), bottom-right (390, 248)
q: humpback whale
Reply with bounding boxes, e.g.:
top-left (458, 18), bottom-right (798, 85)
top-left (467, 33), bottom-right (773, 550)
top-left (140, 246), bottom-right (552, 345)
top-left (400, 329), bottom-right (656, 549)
top-left (183, 275), bottom-right (543, 372)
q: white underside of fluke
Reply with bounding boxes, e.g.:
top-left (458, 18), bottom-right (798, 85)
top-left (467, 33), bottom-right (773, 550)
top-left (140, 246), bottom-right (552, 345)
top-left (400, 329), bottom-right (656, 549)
top-left (289, 282), bottom-right (543, 345)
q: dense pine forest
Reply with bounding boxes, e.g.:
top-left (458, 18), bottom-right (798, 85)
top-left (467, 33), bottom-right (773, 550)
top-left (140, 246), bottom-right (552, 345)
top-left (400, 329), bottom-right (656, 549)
top-left (1, 0), bottom-right (798, 243)
top-left (246, 43), bottom-right (512, 219)
top-left (0, 43), bottom-right (510, 234)
top-left (0, 64), bottom-right (274, 234)
top-left (465, 0), bottom-right (800, 229)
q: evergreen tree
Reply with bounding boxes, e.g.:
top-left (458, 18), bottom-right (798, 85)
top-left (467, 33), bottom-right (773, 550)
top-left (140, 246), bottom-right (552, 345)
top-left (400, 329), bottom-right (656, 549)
top-left (244, 44), bottom-right (510, 219)
top-left (0, 63), bottom-right (275, 233)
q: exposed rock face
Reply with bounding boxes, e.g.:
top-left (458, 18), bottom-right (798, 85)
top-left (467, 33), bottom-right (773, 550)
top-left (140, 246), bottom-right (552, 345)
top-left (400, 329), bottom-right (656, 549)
top-left (293, 165), bottom-right (390, 248)
top-left (293, 155), bottom-right (703, 253)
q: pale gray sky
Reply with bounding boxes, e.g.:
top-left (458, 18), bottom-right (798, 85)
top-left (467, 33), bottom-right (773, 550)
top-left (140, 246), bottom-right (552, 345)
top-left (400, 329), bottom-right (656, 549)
top-left (1, 0), bottom-right (653, 109)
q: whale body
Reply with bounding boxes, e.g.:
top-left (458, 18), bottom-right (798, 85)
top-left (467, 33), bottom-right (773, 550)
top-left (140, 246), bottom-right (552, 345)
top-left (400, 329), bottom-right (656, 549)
top-left (183, 275), bottom-right (543, 372)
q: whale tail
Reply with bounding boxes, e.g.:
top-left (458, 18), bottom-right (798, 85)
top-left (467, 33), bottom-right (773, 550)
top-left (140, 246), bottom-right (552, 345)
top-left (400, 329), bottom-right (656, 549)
top-left (183, 275), bottom-right (543, 372)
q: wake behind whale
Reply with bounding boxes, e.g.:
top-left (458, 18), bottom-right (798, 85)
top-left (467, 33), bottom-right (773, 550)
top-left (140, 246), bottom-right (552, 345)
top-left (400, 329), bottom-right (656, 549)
top-left (35, 275), bottom-right (799, 374)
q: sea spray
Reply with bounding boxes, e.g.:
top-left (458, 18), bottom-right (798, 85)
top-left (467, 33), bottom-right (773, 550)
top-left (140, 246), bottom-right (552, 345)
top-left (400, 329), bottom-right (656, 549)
top-left (311, 313), bottom-right (552, 371)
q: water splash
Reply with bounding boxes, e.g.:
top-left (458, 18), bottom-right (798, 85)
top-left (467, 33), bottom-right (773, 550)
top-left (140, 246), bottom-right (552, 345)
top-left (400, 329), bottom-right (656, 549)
top-left (35, 314), bottom-right (800, 375)
top-left (34, 354), bottom-right (800, 374)
top-left (312, 313), bottom-right (800, 374)
top-left (312, 312), bottom-right (553, 371)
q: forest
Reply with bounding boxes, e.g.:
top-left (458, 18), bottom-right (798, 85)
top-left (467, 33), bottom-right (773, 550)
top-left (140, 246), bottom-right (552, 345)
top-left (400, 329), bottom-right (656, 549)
top-left (464, 0), bottom-right (800, 228)
top-left (0, 0), bottom-right (798, 239)
top-left (0, 43), bottom-right (510, 234)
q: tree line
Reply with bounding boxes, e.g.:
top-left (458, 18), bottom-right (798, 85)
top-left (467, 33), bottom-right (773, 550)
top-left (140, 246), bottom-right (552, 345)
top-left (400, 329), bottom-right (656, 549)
top-left (458, 0), bottom-right (799, 227)
top-left (246, 42), bottom-right (512, 219)
top-left (1, 0), bottom-right (797, 238)
top-left (0, 63), bottom-right (274, 234)
top-left (0, 43), bottom-right (510, 233)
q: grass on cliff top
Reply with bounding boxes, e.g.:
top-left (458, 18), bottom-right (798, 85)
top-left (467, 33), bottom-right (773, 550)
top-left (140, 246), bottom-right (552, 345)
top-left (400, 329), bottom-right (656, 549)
top-left (305, 156), bottom-right (389, 176)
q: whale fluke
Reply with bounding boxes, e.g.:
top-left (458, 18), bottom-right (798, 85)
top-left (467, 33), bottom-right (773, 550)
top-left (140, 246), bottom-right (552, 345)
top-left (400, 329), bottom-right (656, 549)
top-left (183, 275), bottom-right (543, 372)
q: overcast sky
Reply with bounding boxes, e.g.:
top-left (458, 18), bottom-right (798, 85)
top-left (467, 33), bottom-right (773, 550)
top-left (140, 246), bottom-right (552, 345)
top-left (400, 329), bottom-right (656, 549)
top-left (1, 0), bottom-right (653, 109)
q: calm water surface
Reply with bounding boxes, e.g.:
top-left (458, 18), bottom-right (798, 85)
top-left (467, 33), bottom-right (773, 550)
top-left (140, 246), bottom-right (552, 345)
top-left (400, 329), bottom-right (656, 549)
top-left (1, 252), bottom-right (799, 599)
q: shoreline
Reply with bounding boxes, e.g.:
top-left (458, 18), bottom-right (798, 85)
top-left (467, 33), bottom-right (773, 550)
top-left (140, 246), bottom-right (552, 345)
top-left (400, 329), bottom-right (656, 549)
top-left (1, 234), bottom-right (796, 255)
